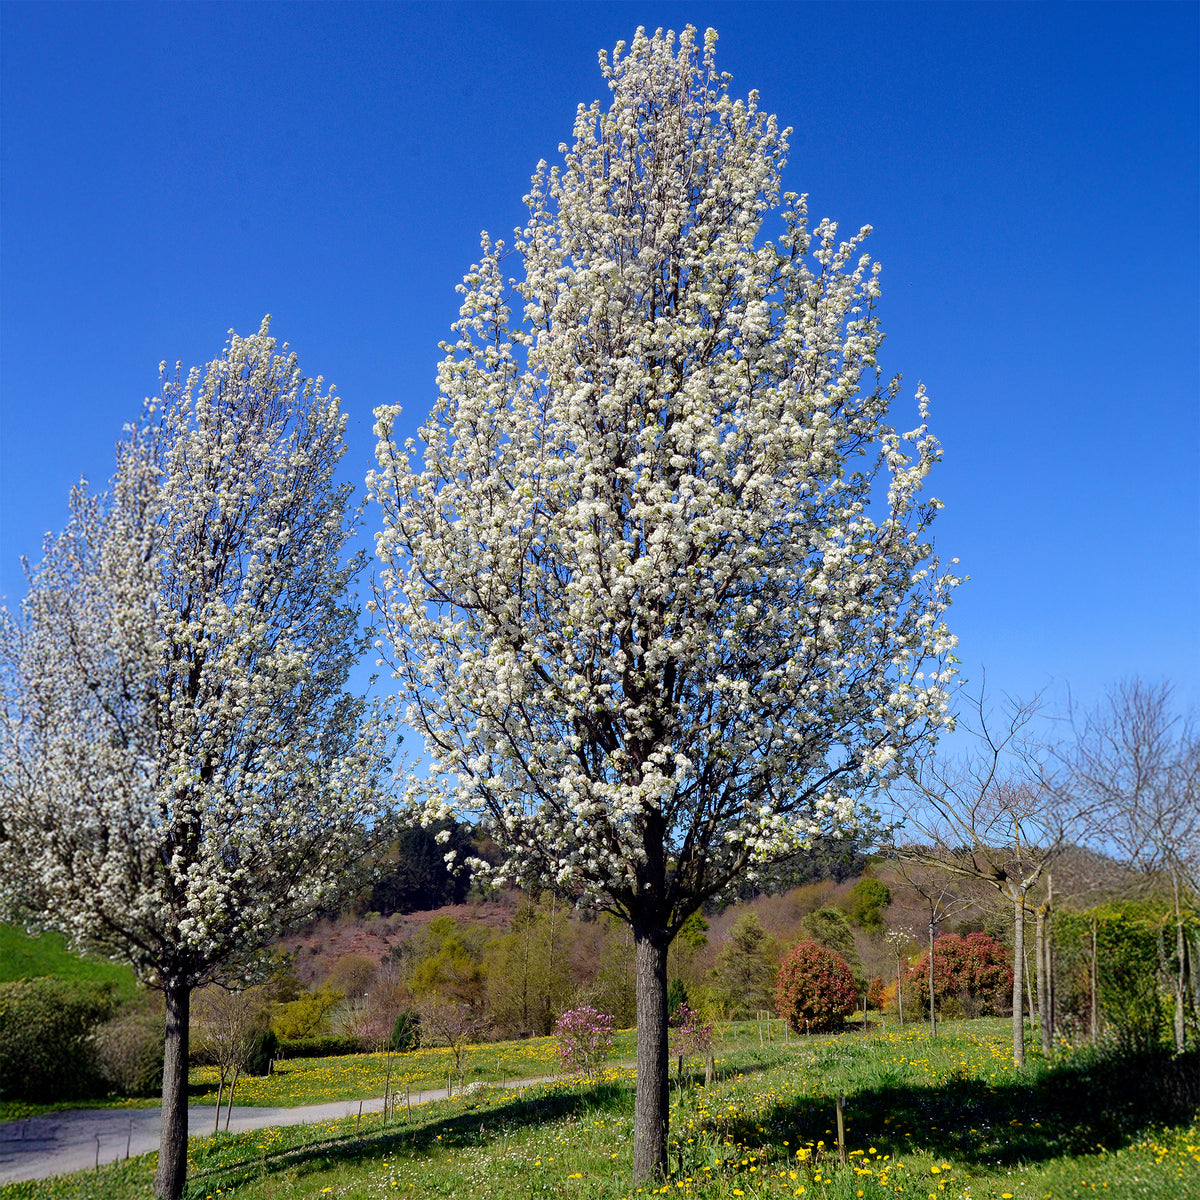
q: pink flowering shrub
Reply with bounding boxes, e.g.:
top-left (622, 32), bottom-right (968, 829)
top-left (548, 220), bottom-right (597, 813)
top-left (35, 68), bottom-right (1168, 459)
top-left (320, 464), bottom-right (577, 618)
top-left (775, 938), bottom-right (858, 1033)
top-left (554, 1005), bottom-right (615, 1077)
top-left (668, 1003), bottom-right (713, 1059)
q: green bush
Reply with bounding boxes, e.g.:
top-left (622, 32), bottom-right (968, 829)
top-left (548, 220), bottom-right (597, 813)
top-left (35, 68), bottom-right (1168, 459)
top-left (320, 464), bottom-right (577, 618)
top-left (275, 1034), bottom-right (365, 1058)
top-left (245, 1028), bottom-right (279, 1075)
top-left (0, 977), bottom-right (119, 1101)
top-left (93, 1004), bottom-right (164, 1097)
top-left (391, 1008), bottom-right (421, 1052)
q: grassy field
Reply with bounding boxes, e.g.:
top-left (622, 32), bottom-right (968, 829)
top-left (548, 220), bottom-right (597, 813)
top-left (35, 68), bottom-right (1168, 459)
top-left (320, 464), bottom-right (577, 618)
top-left (0, 923), bottom-right (139, 1000)
top-left (4, 1020), bottom-right (1197, 1200)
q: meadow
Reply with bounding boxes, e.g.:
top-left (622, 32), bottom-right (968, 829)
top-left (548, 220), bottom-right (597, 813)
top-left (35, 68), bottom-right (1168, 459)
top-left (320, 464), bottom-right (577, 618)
top-left (4, 1020), bottom-right (1196, 1200)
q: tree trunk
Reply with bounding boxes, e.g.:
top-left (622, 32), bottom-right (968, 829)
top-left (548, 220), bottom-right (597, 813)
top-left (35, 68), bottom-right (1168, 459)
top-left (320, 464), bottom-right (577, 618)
top-left (1173, 870), bottom-right (1187, 1053)
top-left (1011, 885), bottom-right (1026, 1068)
top-left (896, 950), bottom-right (904, 1027)
top-left (155, 979), bottom-right (191, 1200)
top-left (927, 919), bottom-right (936, 1037)
top-left (212, 1072), bottom-right (226, 1135)
top-left (1089, 916), bottom-right (1099, 1042)
top-left (1036, 905), bottom-right (1051, 1058)
top-left (632, 926), bottom-right (669, 1184)
top-left (224, 1065), bottom-right (240, 1131)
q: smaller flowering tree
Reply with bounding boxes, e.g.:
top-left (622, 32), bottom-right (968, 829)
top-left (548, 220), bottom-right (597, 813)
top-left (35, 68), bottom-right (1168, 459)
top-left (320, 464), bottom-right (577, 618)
top-left (775, 939), bottom-right (858, 1033)
top-left (554, 1005), bottom-right (615, 1078)
top-left (668, 1003), bottom-right (713, 1062)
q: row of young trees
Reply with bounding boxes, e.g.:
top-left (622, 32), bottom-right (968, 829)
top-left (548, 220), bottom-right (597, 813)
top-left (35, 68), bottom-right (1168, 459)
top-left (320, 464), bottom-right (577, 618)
top-left (1, 24), bottom-right (1190, 1199)
top-left (882, 680), bottom-right (1199, 1067)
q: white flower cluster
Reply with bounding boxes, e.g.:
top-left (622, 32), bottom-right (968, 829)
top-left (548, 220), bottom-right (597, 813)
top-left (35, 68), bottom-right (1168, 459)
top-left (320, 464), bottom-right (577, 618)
top-left (0, 319), bottom-right (396, 986)
top-left (369, 27), bottom-right (959, 932)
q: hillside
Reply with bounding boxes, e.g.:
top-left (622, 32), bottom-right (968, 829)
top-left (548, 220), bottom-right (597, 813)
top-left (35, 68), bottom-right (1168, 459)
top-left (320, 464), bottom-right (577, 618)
top-left (0, 922), bottom-right (139, 1000)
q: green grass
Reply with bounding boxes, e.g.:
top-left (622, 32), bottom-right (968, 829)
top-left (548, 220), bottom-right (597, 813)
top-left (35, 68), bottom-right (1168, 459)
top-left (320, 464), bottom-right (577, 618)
top-left (0, 923), bottom-right (139, 1000)
top-left (4, 1021), bottom-right (1197, 1200)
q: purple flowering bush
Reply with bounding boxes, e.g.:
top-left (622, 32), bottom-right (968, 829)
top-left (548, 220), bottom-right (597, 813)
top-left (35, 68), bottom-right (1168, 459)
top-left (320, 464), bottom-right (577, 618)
top-left (668, 1003), bottom-right (713, 1059)
top-left (554, 1005), bottom-right (615, 1077)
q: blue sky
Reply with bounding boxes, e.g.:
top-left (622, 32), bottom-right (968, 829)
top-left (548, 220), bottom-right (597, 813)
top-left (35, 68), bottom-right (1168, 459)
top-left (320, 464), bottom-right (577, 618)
top-left (2, 1), bottom-right (1197, 733)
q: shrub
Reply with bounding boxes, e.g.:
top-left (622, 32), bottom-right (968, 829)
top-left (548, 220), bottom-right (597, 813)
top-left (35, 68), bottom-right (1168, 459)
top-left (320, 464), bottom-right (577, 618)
top-left (0, 977), bottom-right (119, 1101)
top-left (554, 1005), bottom-right (615, 1077)
top-left (667, 978), bottom-right (690, 1024)
top-left (774, 938), bottom-right (857, 1033)
top-left (841, 878), bottom-right (892, 932)
top-left (907, 932), bottom-right (1012, 1018)
top-left (867, 975), bottom-right (887, 1011)
top-left (93, 1004), bottom-right (164, 1097)
top-left (391, 1007), bottom-right (421, 1052)
top-left (245, 1028), bottom-right (278, 1076)
top-left (274, 1035), bottom-right (365, 1058)
top-left (669, 1003), bottom-right (713, 1059)
top-left (271, 986), bottom-right (343, 1040)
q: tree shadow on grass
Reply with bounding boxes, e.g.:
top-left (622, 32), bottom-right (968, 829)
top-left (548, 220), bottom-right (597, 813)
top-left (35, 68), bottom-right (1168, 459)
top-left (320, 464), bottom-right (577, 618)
top-left (181, 1079), bottom-right (630, 1199)
top-left (709, 1044), bottom-right (1198, 1172)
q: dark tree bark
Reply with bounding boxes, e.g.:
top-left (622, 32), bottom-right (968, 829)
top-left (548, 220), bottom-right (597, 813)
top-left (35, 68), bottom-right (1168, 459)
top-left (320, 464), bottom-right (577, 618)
top-left (633, 925), bottom-right (670, 1183)
top-left (155, 979), bottom-right (190, 1200)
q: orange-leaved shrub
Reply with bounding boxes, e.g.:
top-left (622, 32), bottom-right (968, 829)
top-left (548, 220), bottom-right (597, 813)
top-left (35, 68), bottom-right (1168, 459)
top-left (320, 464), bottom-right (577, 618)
top-left (774, 937), bottom-right (857, 1033)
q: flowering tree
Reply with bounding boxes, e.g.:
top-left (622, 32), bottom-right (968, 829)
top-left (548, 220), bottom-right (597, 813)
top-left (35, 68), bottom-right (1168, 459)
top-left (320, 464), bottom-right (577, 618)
top-left (668, 1003), bottom-right (713, 1067)
top-left (0, 321), bottom-right (395, 1199)
top-left (370, 27), bottom-right (957, 1180)
top-left (775, 938), bottom-right (858, 1032)
top-left (555, 1005), bottom-right (616, 1077)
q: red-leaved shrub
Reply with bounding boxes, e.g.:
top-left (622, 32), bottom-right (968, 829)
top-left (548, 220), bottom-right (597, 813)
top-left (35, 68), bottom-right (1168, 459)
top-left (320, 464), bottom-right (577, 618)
top-left (774, 938), bottom-right (858, 1033)
top-left (907, 932), bottom-right (1013, 1017)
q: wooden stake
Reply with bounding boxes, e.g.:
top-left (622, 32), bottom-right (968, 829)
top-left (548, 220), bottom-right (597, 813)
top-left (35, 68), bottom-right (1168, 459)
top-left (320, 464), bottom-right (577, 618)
top-left (836, 1096), bottom-right (847, 1164)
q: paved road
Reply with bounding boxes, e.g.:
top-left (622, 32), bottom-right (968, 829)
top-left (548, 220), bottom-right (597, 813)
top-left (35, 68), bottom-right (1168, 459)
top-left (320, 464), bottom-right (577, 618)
top-left (0, 1079), bottom-right (530, 1185)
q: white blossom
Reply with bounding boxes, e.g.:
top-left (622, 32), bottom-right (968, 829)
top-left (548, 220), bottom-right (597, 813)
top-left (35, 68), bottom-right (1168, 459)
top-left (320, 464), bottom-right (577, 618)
top-left (369, 27), bottom-right (958, 1181)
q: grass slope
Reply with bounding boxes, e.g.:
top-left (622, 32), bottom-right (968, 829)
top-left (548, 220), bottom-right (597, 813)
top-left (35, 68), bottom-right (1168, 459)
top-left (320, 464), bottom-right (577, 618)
top-left (4, 1021), bottom-right (1197, 1200)
top-left (0, 923), bottom-right (138, 1000)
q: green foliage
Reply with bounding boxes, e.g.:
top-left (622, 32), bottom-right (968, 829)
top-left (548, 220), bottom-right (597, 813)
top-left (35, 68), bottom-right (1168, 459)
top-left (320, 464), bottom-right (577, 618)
top-left (274, 1034), bottom-right (366, 1059)
top-left (271, 987), bottom-right (343, 1041)
top-left (321, 953), bottom-right (377, 997)
top-left (676, 912), bottom-right (709, 948)
top-left (712, 912), bottom-right (776, 1017)
top-left (245, 1028), bottom-right (278, 1076)
top-left (485, 894), bottom-right (573, 1038)
top-left (391, 1008), bottom-right (421, 1052)
top-left (841, 878), bottom-right (891, 932)
top-left (799, 906), bottom-right (866, 990)
top-left (0, 922), bottom-right (138, 999)
top-left (774, 937), bottom-right (858, 1032)
top-left (92, 1002), bottom-right (164, 1097)
top-left (666, 978), bottom-right (690, 1023)
top-left (368, 821), bottom-right (479, 914)
top-left (1053, 901), bottom-right (1196, 1049)
top-left (0, 977), bottom-right (119, 1101)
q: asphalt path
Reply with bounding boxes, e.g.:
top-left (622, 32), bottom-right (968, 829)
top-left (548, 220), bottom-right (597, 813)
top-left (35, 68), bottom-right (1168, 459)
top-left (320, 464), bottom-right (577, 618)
top-left (0, 1077), bottom-right (558, 1185)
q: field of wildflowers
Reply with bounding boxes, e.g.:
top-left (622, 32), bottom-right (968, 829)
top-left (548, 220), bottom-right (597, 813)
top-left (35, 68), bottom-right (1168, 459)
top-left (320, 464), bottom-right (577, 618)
top-left (3, 1020), bottom-right (1196, 1200)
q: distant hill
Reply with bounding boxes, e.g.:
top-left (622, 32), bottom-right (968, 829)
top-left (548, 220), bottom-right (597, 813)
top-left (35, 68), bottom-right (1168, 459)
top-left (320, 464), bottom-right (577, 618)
top-left (0, 922), bottom-right (139, 1000)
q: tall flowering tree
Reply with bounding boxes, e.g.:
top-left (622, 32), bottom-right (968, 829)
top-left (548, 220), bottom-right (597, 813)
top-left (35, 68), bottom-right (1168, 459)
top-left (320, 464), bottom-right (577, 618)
top-left (370, 27), bottom-right (957, 1181)
top-left (0, 320), bottom-right (395, 1200)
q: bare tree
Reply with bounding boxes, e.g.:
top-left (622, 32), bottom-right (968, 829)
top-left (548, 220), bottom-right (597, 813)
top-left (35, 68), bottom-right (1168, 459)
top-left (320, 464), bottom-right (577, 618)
top-left (890, 860), bottom-right (974, 1036)
top-left (1056, 680), bottom-right (1200, 1051)
top-left (886, 691), bottom-right (1083, 1066)
top-left (192, 987), bottom-right (270, 1133)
